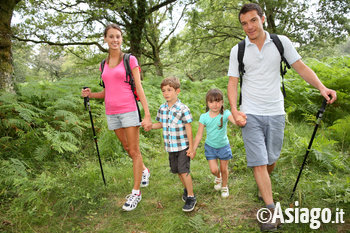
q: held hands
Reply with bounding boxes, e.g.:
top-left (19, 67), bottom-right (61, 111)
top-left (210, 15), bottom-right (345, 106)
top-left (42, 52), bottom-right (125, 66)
top-left (232, 109), bottom-right (247, 127)
top-left (186, 148), bottom-right (195, 160)
top-left (141, 116), bottom-right (152, 131)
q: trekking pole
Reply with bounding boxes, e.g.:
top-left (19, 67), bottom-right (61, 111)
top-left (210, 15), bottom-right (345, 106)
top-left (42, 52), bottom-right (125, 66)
top-left (83, 87), bottom-right (106, 186)
top-left (290, 97), bottom-right (328, 200)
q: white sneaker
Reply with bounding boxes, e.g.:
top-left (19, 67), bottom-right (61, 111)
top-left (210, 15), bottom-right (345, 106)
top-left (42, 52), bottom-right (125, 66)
top-left (214, 177), bottom-right (222, 191)
top-left (122, 193), bottom-right (142, 211)
top-left (221, 186), bottom-right (229, 198)
top-left (141, 169), bottom-right (150, 187)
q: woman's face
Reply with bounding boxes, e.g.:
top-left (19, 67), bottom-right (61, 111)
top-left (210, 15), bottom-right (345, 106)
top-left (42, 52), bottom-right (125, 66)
top-left (104, 28), bottom-right (123, 51)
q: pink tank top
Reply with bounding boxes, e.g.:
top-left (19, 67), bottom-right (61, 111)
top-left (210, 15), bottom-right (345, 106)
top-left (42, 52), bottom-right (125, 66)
top-left (100, 55), bottom-right (139, 115)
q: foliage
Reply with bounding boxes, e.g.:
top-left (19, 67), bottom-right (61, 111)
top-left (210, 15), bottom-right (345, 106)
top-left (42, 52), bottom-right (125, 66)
top-left (0, 57), bottom-right (349, 231)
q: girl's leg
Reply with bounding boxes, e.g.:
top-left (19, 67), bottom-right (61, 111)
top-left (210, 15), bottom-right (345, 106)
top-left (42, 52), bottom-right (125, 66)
top-left (115, 128), bottom-right (147, 171)
top-left (208, 159), bottom-right (220, 178)
top-left (219, 160), bottom-right (229, 187)
top-left (116, 126), bottom-right (143, 190)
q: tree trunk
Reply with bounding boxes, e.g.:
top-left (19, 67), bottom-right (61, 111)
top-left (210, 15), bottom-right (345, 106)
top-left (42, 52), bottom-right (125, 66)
top-left (0, 0), bottom-right (19, 92)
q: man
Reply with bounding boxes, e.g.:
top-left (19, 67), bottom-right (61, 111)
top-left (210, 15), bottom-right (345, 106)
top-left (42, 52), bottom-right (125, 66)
top-left (227, 3), bottom-right (336, 231)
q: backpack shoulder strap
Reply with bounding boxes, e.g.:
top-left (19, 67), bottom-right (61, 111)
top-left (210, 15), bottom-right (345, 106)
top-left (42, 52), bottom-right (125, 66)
top-left (270, 34), bottom-right (290, 69)
top-left (237, 39), bottom-right (246, 106)
top-left (123, 53), bottom-right (132, 82)
top-left (270, 34), bottom-right (290, 97)
top-left (99, 59), bottom-right (106, 88)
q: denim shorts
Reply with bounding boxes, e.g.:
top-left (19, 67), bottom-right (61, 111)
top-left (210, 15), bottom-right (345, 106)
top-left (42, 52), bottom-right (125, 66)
top-left (204, 143), bottom-right (233, 161)
top-left (168, 148), bottom-right (190, 174)
top-left (242, 114), bottom-right (285, 167)
top-left (106, 111), bottom-right (141, 130)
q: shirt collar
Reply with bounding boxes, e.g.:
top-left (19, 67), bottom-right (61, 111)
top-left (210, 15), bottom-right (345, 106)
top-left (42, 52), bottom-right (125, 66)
top-left (245, 30), bottom-right (272, 46)
top-left (165, 99), bottom-right (181, 109)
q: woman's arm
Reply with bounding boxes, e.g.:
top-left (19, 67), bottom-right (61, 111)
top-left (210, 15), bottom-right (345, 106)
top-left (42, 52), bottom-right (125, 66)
top-left (132, 67), bottom-right (152, 131)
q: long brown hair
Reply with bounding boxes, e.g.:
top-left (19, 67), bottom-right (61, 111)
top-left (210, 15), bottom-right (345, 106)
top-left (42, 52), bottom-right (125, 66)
top-left (104, 24), bottom-right (123, 64)
top-left (206, 89), bottom-right (224, 129)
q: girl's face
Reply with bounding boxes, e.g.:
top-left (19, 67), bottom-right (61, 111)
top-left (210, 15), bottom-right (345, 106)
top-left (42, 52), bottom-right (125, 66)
top-left (207, 100), bottom-right (223, 113)
top-left (104, 28), bottom-right (123, 50)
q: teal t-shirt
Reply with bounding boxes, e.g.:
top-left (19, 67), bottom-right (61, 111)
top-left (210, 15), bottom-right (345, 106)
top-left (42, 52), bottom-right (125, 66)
top-left (199, 109), bottom-right (231, 148)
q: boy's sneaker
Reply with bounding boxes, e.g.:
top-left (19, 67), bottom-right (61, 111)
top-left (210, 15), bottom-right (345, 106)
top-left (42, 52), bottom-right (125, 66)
top-left (182, 188), bottom-right (188, 202)
top-left (221, 186), bottom-right (229, 198)
top-left (141, 169), bottom-right (150, 187)
top-left (182, 196), bottom-right (197, 212)
top-left (122, 193), bottom-right (142, 211)
top-left (214, 177), bottom-right (222, 191)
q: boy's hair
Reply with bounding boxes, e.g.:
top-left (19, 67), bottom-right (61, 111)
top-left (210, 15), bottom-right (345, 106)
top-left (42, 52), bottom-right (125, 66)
top-left (239, 3), bottom-right (264, 22)
top-left (206, 88), bottom-right (224, 129)
top-left (160, 76), bottom-right (181, 90)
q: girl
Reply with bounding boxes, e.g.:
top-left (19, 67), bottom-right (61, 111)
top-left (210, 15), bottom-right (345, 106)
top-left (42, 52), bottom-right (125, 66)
top-left (81, 24), bottom-right (152, 211)
top-left (193, 89), bottom-right (236, 198)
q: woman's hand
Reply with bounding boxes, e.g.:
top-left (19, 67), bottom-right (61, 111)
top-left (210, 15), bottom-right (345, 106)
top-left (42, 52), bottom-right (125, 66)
top-left (141, 116), bottom-right (152, 131)
top-left (81, 88), bottom-right (91, 98)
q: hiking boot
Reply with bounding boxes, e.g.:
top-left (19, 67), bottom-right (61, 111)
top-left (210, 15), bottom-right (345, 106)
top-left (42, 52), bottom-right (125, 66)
top-left (122, 193), bottom-right (142, 211)
top-left (214, 177), bottom-right (222, 191)
top-left (260, 208), bottom-right (282, 232)
top-left (221, 186), bottom-right (229, 198)
top-left (140, 169), bottom-right (150, 187)
top-left (182, 196), bottom-right (197, 212)
top-left (182, 188), bottom-right (188, 202)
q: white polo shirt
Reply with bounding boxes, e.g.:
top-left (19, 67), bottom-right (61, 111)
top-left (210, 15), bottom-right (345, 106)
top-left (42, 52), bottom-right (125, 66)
top-left (227, 31), bottom-right (301, 115)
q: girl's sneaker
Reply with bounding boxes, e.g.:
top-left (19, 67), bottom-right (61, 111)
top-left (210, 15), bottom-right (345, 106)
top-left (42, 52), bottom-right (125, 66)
top-left (122, 193), bottom-right (142, 211)
top-left (214, 177), bottom-right (222, 191)
top-left (221, 186), bottom-right (229, 198)
top-left (141, 169), bottom-right (150, 187)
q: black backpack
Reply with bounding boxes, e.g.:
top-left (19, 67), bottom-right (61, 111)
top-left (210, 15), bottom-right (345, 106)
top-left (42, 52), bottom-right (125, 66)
top-left (99, 53), bottom-right (141, 122)
top-left (237, 34), bottom-right (291, 105)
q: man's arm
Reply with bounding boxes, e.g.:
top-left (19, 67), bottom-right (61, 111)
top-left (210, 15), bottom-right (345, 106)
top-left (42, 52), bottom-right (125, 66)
top-left (227, 76), bottom-right (247, 126)
top-left (292, 60), bottom-right (337, 104)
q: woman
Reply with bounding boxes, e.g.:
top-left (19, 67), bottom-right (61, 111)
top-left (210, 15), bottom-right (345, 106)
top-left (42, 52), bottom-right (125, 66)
top-left (81, 24), bottom-right (152, 211)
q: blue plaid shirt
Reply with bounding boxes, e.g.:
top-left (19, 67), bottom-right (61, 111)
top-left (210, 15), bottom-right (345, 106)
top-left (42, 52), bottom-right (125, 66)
top-left (156, 99), bottom-right (193, 152)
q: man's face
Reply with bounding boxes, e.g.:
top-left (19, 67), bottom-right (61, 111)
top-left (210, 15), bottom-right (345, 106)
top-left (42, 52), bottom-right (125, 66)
top-left (239, 10), bottom-right (265, 42)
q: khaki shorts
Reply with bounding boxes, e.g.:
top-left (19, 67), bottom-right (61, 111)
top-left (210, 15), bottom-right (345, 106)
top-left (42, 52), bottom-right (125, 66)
top-left (242, 114), bottom-right (285, 167)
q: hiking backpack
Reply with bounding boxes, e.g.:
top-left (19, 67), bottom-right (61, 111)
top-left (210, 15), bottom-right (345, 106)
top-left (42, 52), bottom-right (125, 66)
top-left (237, 34), bottom-right (291, 105)
top-left (99, 53), bottom-right (141, 122)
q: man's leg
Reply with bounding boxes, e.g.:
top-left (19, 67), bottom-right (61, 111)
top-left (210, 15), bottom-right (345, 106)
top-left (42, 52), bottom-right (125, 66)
top-left (254, 165), bottom-right (273, 206)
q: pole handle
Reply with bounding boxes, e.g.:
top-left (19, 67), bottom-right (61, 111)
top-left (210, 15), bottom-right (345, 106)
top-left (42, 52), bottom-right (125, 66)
top-left (83, 86), bottom-right (89, 110)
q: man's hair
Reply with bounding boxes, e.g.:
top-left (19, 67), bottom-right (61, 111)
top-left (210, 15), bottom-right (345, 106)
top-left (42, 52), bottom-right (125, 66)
top-left (160, 76), bottom-right (180, 90)
top-left (239, 3), bottom-right (264, 22)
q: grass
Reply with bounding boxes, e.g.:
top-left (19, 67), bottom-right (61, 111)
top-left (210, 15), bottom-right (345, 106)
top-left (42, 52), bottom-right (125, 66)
top-left (1, 126), bottom-right (349, 233)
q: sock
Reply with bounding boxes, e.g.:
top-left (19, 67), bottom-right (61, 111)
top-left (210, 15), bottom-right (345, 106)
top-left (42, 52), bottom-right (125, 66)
top-left (266, 203), bottom-right (275, 209)
top-left (132, 189), bottom-right (141, 195)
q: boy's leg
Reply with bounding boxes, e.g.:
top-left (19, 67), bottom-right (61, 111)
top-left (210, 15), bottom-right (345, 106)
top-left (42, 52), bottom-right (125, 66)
top-left (219, 160), bottom-right (229, 187)
top-left (179, 173), bottom-right (194, 196)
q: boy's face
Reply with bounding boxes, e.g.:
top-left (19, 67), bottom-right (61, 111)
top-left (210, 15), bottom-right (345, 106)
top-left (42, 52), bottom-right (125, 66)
top-left (161, 85), bottom-right (180, 103)
top-left (240, 10), bottom-right (265, 42)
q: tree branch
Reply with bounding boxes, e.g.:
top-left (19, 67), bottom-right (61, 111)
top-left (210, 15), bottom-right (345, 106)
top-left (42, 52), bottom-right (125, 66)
top-left (12, 35), bottom-right (107, 52)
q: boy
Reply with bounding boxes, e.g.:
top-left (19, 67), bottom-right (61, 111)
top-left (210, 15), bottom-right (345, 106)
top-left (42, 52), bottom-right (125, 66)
top-left (152, 76), bottom-right (196, 212)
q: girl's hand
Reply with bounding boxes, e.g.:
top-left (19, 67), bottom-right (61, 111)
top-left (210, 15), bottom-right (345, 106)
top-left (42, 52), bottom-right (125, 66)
top-left (81, 88), bottom-right (91, 98)
top-left (187, 148), bottom-right (195, 159)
